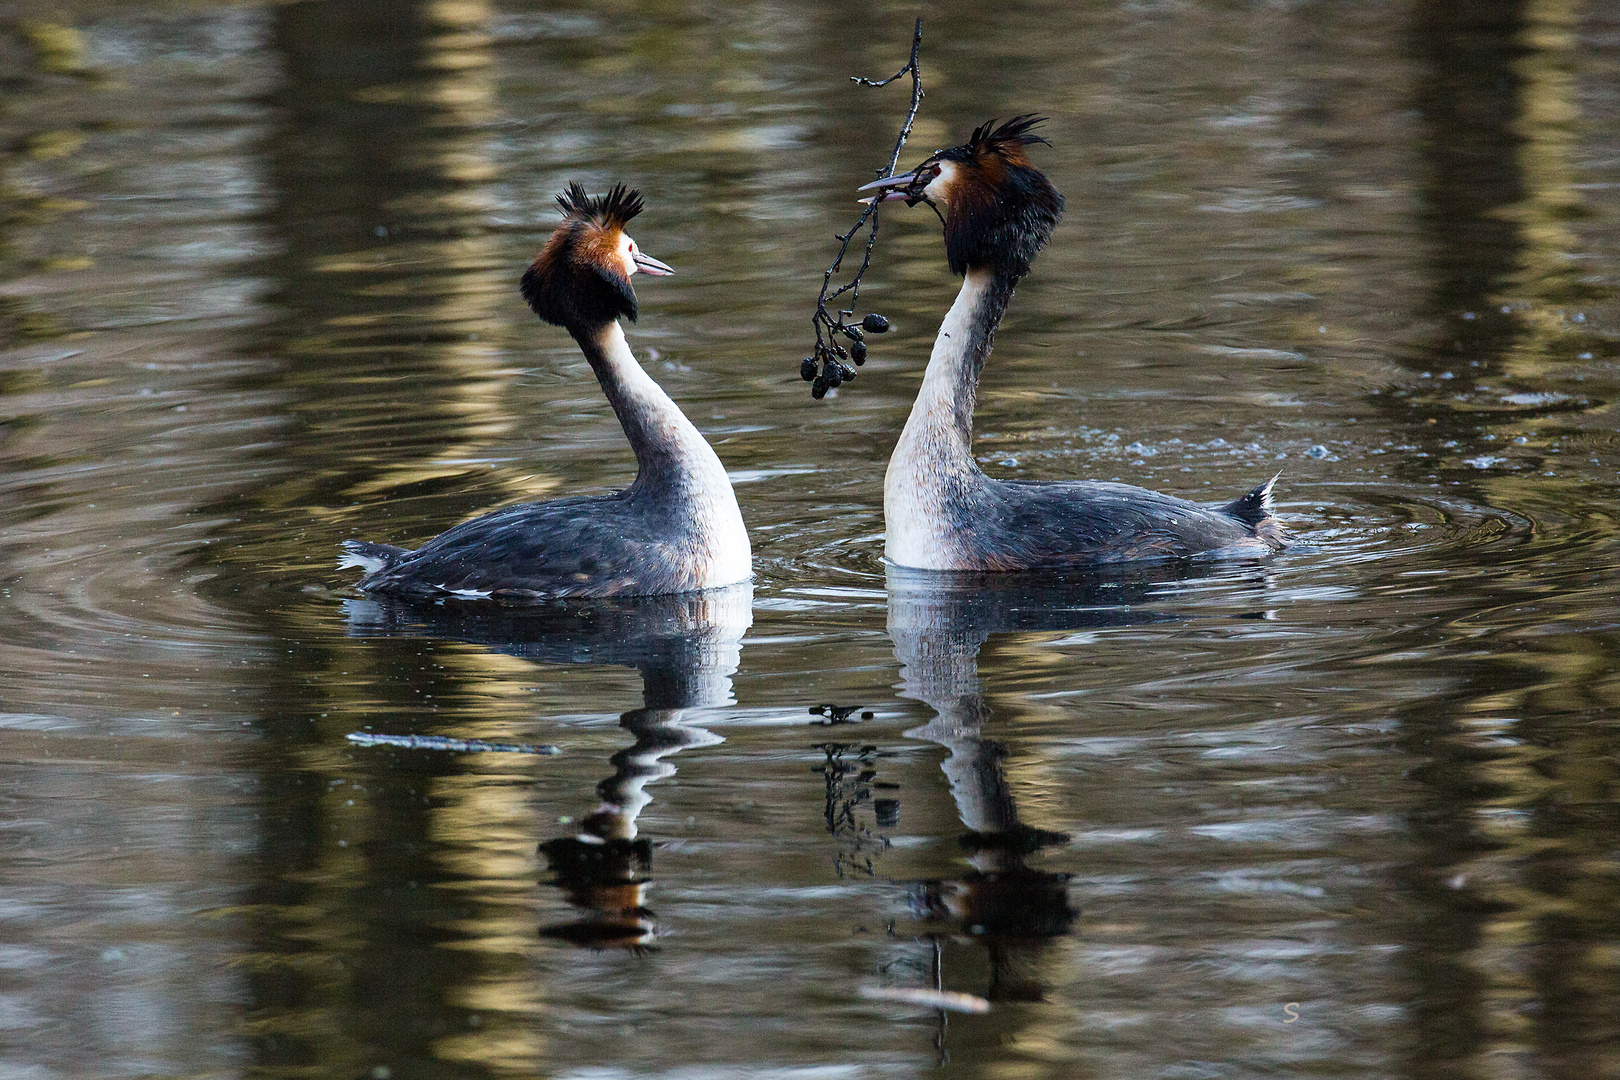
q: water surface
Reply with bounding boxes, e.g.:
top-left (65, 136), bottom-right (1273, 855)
top-left (3, 2), bottom-right (1620, 1077)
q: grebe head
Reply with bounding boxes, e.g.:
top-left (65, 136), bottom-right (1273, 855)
top-left (859, 115), bottom-right (1064, 278)
top-left (520, 182), bottom-right (674, 330)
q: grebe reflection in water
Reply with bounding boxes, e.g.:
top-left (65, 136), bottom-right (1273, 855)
top-left (885, 563), bottom-right (1239, 1004)
top-left (344, 584), bottom-right (751, 951)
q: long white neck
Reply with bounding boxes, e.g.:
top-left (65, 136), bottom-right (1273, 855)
top-left (577, 322), bottom-right (751, 583)
top-left (884, 268), bottom-right (1015, 568)
top-left (577, 322), bottom-right (712, 486)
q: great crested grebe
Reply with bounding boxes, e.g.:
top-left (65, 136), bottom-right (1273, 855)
top-left (859, 117), bottom-right (1286, 569)
top-left (340, 183), bottom-right (750, 600)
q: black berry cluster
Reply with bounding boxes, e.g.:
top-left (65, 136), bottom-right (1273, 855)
top-left (801, 314), bottom-right (891, 398)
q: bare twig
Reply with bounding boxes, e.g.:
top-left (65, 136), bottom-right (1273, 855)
top-left (801, 18), bottom-right (924, 400)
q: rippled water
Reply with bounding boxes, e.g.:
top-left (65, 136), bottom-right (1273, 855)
top-left (3, 2), bottom-right (1620, 1077)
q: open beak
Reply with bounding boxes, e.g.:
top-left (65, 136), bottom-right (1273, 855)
top-left (632, 250), bottom-right (675, 276)
top-left (856, 171), bottom-right (921, 205)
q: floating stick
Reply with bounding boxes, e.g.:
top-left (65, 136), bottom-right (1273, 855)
top-left (346, 731), bottom-right (561, 755)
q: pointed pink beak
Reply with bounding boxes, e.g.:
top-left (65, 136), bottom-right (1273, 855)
top-left (632, 250), bottom-right (674, 276)
top-left (856, 172), bottom-right (920, 204)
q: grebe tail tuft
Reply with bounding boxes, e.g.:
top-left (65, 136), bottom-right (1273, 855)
top-left (338, 541), bottom-right (410, 575)
top-left (1219, 473), bottom-right (1280, 527)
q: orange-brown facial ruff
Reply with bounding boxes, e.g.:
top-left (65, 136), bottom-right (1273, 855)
top-left (521, 183), bottom-right (644, 330)
top-left (929, 116), bottom-right (1065, 279)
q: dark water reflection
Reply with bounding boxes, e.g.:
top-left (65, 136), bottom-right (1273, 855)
top-left (346, 587), bottom-right (751, 952)
top-left (3, 0), bottom-right (1620, 1077)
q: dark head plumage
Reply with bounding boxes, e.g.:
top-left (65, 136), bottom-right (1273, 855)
top-left (877, 115), bottom-right (1064, 279)
top-left (934, 116), bottom-right (1063, 278)
top-left (521, 183), bottom-right (646, 330)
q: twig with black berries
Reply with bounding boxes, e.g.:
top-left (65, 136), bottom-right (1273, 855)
top-left (801, 18), bottom-right (924, 400)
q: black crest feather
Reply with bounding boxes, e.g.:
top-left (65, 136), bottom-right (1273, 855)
top-left (555, 182), bottom-right (644, 229)
top-left (967, 114), bottom-right (1052, 154)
